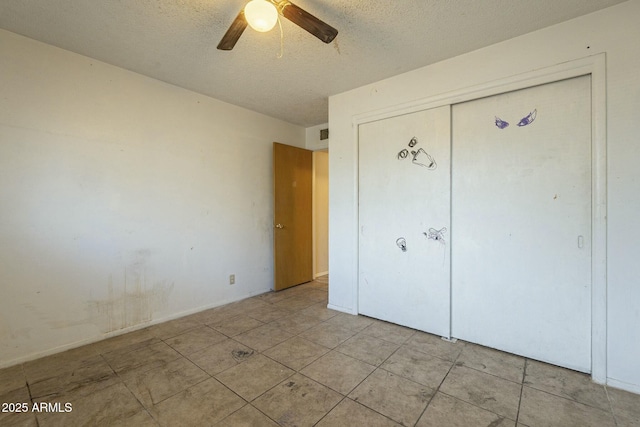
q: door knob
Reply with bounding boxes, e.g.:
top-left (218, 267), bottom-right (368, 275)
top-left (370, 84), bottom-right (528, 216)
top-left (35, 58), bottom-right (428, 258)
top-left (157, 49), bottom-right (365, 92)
top-left (275, 224), bottom-right (284, 229)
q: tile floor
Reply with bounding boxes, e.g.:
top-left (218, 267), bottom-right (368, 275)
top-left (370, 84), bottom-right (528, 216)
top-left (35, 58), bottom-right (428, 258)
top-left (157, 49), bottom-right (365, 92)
top-left (1, 276), bottom-right (639, 426)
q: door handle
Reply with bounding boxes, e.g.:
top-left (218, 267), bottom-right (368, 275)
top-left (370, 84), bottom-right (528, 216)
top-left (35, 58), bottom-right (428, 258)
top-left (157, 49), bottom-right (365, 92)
top-left (275, 224), bottom-right (284, 229)
top-left (578, 235), bottom-right (584, 248)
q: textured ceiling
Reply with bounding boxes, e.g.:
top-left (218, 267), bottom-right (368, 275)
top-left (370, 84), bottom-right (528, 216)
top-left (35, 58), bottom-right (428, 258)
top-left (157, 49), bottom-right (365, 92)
top-left (0, 0), bottom-right (627, 127)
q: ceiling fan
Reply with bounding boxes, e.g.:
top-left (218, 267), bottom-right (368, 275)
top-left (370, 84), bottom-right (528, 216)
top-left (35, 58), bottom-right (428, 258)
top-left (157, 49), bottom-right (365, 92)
top-left (217, 0), bottom-right (338, 51)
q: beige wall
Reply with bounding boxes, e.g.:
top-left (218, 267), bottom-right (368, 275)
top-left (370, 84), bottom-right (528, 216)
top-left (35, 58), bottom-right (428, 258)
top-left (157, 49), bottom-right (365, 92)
top-left (0, 29), bottom-right (305, 367)
top-left (313, 151), bottom-right (329, 277)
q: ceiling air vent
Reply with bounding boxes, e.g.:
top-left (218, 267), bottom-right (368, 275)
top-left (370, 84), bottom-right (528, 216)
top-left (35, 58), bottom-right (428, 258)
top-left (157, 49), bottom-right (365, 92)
top-left (320, 128), bottom-right (329, 140)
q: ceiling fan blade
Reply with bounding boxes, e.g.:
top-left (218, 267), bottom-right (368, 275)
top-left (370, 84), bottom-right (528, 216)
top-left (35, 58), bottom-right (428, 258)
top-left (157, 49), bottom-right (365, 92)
top-left (217, 9), bottom-right (248, 50)
top-left (280, 1), bottom-right (338, 44)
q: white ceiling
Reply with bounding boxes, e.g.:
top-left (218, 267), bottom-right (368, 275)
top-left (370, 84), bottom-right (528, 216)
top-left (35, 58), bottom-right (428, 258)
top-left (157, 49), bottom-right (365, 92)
top-left (0, 0), bottom-right (626, 127)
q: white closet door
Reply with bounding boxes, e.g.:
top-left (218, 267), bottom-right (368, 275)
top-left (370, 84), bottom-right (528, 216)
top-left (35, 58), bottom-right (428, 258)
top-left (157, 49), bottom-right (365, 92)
top-left (359, 106), bottom-right (451, 336)
top-left (451, 76), bottom-right (592, 372)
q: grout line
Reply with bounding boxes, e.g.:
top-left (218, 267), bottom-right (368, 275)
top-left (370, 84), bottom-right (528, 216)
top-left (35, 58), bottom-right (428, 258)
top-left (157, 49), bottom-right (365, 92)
top-left (416, 340), bottom-right (467, 423)
top-left (312, 395), bottom-right (348, 426)
top-left (315, 363), bottom-right (406, 426)
top-left (603, 385), bottom-right (620, 427)
top-left (416, 344), bottom-right (522, 424)
top-left (246, 370), bottom-right (297, 404)
top-left (515, 359), bottom-right (528, 424)
top-left (437, 390), bottom-right (518, 423)
top-left (247, 402), bottom-right (281, 426)
top-left (456, 360), bottom-right (526, 386)
top-left (323, 395), bottom-right (402, 426)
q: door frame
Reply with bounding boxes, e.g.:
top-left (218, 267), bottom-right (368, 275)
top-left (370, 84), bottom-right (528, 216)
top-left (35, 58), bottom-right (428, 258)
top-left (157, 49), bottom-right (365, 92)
top-left (352, 54), bottom-right (607, 383)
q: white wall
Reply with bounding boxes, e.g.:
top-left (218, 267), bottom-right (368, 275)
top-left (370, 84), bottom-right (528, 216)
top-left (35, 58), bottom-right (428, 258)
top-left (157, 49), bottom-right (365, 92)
top-left (0, 29), bottom-right (305, 367)
top-left (305, 123), bottom-right (329, 151)
top-left (328, 0), bottom-right (640, 393)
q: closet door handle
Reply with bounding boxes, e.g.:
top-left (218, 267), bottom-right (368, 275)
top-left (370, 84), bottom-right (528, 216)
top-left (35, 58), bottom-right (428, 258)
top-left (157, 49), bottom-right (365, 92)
top-left (578, 235), bottom-right (584, 248)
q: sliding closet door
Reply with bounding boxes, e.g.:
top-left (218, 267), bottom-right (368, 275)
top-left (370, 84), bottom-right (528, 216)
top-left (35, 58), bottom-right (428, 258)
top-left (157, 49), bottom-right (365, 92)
top-left (359, 106), bottom-right (451, 336)
top-left (451, 76), bottom-right (592, 372)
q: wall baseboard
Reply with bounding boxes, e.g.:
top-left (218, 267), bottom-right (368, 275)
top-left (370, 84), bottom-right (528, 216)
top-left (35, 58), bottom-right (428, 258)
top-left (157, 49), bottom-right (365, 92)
top-left (0, 287), bottom-right (272, 369)
top-left (607, 378), bottom-right (640, 395)
top-left (327, 303), bottom-right (356, 315)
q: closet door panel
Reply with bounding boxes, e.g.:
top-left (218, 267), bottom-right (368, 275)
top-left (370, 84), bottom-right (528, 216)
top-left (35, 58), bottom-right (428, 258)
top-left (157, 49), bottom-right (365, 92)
top-left (451, 76), bottom-right (592, 372)
top-left (358, 106), bottom-right (451, 336)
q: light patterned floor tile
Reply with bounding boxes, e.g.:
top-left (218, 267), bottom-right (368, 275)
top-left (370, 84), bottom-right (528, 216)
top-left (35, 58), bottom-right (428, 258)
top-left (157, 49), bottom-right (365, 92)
top-left (164, 325), bottom-right (227, 355)
top-left (11, 278), bottom-right (633, 427)
top-left (152, 378), bottom-right (245, 426)
top-left (301, 350), bottom-right (376, 395)
top-left (335, 333), bottom-right (399, 366)
top-left (349, 369), bottom-right (434, 426)
top-left (211, 315), bottom-right (265, 337)
top-left (215, 354), bottom-right (294, 401)
top-left (0, 365), bottom-right (27, 395)
top-left (456, 343), bottom-right (525, 384)
top-left (103, 341), bottom-right (181, 378)
top-left (147, 316), bottom-right (202, 340)
top-left (405, 331), bottom-right (464, 362)
top-left (35, 382), bottom-right (144, 427)
top-left (124, 357), bottom-right (209, 407)
top-left (416, 392), bottom-right (515, 427)
top-left (524, 359), bottom-right (610, 411)
top-left (316, 398), bottom-right (401, 427)
top-left (607, 386), bottom-right (640, 427)
top-left (299, 323), bottom-right (356, 349)
top-left (245, 305), bottom-right (292, 323)
top-left (381, 345), bottom-right (453, 388)
top-left (360, 321), bottom-right (416, 345)
top-left (29, 355), bottom-right (119, 401)
top-left (518, 386), bottom-right (616, 427)
top-left (233, 323), bottom-right (293, 352)
top-left (324, 313), bottom-right (375, 332)
top-left (263, 337), bottom-right (330, 370)
top-left (299, 302), bottom-right (340, 321)
top-left (214, 404), bottom-right (279, 426)
top-left (439, 365), bottom-right (521, 420)
top-left (187, 338), bottom-right (255, 376)
top-left (253, 374), bottom-right (342, 426)
top-left (268, 313), bottom-right (323, 335)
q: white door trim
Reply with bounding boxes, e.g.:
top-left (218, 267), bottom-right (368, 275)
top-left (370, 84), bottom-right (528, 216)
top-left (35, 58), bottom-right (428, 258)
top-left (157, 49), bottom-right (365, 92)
top-left (352, 53), bottom-right (607, 383)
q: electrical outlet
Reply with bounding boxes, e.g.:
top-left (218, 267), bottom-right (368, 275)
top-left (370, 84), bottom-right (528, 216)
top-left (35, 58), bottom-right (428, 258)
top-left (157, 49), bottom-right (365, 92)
top-left (229, 274), bottom-right (235, 285)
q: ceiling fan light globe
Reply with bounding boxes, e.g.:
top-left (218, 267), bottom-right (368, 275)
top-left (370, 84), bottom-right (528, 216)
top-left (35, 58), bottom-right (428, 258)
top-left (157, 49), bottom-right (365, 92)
top-left (244, 0), bottom-right (278, 32)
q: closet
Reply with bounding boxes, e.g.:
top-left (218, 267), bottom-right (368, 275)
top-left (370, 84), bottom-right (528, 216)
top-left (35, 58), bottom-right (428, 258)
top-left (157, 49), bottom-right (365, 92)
top-left (358, 75), bottom-right (592, 372)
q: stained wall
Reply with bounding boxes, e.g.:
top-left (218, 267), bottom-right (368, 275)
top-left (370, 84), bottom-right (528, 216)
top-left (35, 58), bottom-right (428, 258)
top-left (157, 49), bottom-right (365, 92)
top-left (0, 29), bottom-right (305, 366)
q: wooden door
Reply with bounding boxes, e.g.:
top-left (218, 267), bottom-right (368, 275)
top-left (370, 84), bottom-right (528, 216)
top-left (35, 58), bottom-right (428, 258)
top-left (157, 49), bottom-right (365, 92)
top-left (451, 76), bottom-right (592, 372)
top-left (358, 106), bottom-right (452, 337)
top-left (273, 142), bottom-right (313, 291)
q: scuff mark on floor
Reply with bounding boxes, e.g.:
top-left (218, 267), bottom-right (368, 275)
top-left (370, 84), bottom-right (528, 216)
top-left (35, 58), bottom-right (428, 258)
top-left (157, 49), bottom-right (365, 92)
top-left (231, 349), bottom-right (254, 362)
